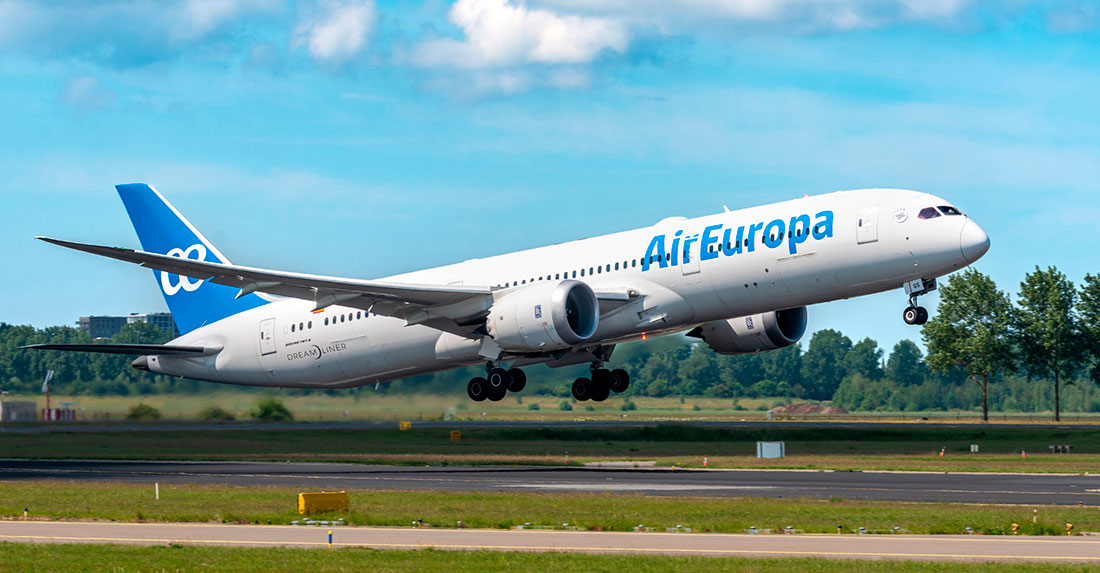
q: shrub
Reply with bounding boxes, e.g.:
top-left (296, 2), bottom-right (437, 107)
top-left (584, 405), bottom-right (595, 411)
top-left (199, 406), bottom-right (235, 422)
top-left (527, 403), bottom-right (540, 411)
top-left (559, 401), bottom-right (573, 411)
top-left (692, 404), bottom-right (701, 411)
top-left (620, 399), bottom-right (637, 411)
top-left (250, 398), bottom-right (293, 422)
top-left (126, 403), bottom-right (161, 421)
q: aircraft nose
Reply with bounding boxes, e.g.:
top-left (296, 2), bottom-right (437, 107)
top-left (959, 219), bottom-right (990, 263)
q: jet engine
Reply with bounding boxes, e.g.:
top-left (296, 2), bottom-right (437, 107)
top-left (486, 280), bottom-right (599, 351)
top-left (687, 307), bottom-right (807, 354)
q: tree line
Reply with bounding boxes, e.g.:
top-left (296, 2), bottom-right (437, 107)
top-left (1, 266), bottom-right (1097, 419)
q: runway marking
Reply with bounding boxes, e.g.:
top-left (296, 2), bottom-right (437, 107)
top-left (3, 533), bottom-right (1100, 561)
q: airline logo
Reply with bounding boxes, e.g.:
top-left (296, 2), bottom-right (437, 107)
top-left (160, 243), bottom-right (208, 295)
top-left (642, 210), bottom-right (835, 271)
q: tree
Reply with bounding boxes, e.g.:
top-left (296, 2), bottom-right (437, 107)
top-left (922, 268), bottom-right (1014, 421)
top-left (800, 329), bottom-right (852, 400)
top-left (1015, 266), bottom-right (1085, 422)
top-left (1080, 274), bottom-right (1100, 386)
top-left (844, 338), bottom-right (884, 381)
top-left (886, 340), bottom-right (927, 386)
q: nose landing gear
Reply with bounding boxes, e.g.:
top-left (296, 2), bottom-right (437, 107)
top-left (902, 278), bottom-right (936, 326)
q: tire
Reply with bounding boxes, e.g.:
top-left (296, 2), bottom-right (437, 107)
top-left (591, 380), bottom-right (611, 402)
top-left (488, 385), bottom-right (507, 402)
top-left (487, 368), bottom-right (509, 391)
top-left (903, 307), bottom-right (919, 325)
top-left (507, 368), bottom-right (527, 392)
top-left (915, 306), bottom-right (929, 325)
top-left (571, 377), bottom-right (592, 401)
top-left (609, 369), bottom-right (630, 393)
top-left (468, 377), bottom-right (488, 402)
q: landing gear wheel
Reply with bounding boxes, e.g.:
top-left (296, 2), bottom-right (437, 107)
top-left (506, 368), bottom-right (527, 392)
top-left (571, 377), bottom-right (592, 401)
top-left (487, 367), bottom-right (509, 392)
top-left (590, 369), bottom-right (611, 402)
top-left (468, 377), bottom-right (488, 402)
top-left (487, 384), bottom-right (507, 401)
top-left (903, 306), bottom-right (929, 325)
top-left (609, 369), bottom-right (630, 393)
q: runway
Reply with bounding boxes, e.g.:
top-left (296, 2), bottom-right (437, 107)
top-left (3, 459), bottom-right (1100, 505)
top-left (1, 418), bottom-right (1092, 434)
top-left (1, 521), bottom-right (1097, 562)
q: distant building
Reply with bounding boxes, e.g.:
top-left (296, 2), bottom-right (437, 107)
top-left (77, 313), bottom-right (179, 339)
top-left (77, 315), bottom-right (128, 339)
top-left (127, 313), bottom-right (180, 338)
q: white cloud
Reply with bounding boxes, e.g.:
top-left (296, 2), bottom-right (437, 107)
top-left (293, 0), bottom-right (377, 64)
top-left (59, 75), bottom-right (116, 110)
top-left (172, 0), bottom-right (281, 42)
top-left (539, 0), bottom-right (975, 31)
top-left (414, 0), bottom-right (628, 68)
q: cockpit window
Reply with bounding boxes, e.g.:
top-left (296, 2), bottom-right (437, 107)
top-left (918, 207), bottom-right (941, 220)
top-left (938, 205), bottom-right (963, 216)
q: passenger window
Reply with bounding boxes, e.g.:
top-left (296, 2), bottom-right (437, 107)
top-left (615, 262), bottom-right (619, 270)
top-left (632, 259), bottom-right (636, 268)
top-left (291, 324), bottom-right (296, 333)
top-left (356, 311), bottom-right (361, 319)
top-left (308, 321), bottom-right (312, 329)
top-left (324, 317), bottom-right (329, 326)
top-left (597, 266), bottom-right (602, 274)
top-left (580, 269), bottom-right (585, 276)
top-left (939, 205), bottom-right (963, 216)
top-left (606, 264), bottom-right (610, 272)
top-left (589, 267), bottom-right (594, 275)
top-left (299, 322), bottom-right (304, 331)
top-left (918, 207), bottom-right (941, 220)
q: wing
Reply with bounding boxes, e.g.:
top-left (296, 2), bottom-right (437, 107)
top-left (20, 343), bottom-right (215, 356)
top-left (38, 237), bottom-right (495, 339)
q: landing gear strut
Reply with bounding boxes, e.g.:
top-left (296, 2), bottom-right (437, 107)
top-left (902, 278), bottom-right (935, 326)
top-left (571, 363), bottom-right (630, 402)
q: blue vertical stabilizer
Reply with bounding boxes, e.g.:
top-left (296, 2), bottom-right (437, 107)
top-left (116, 183), bottom-right (268, 334)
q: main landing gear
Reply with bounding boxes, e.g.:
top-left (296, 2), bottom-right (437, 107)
top-left (571, 363), bottom-right (630, 402)
top-left (902, 278), bottom-right (936, 326)
top-left (467, 364), bottom-right (526, 402)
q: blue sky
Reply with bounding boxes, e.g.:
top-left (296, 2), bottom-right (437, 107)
top-left (2, 0), bottom-right (1098, 356)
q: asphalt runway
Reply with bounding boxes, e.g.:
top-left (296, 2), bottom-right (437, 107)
top-left (1, 418), bottom-right (1093, 434)
top-left (2, 521), bottom-right (1098, 562)
top-left (3, 459), bottom-right (1100, 505)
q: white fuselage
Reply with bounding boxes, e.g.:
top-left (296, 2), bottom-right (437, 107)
top-left (144, 189), bottom-right (985, 388)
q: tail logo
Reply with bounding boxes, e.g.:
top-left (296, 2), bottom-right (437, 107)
top-left (160, 243), bottom-right (208, 296)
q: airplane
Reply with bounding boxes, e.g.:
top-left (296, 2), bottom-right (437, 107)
top-left (24, 184), bottom-right (989, 402)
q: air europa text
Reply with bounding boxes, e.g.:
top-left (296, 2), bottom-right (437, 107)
top-left (642, 210), bottom-right (834, 272)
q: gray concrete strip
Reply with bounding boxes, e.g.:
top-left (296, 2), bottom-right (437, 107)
top-left (4, 459), bottom-right (1100, 505)
top-left (1, 521), bottom-right (1099, 562)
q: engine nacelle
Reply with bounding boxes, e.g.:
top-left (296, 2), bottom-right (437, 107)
top-left (486, 280), bottom-right (599, 352)
top-left (688, 307), bottom-right (807, 355)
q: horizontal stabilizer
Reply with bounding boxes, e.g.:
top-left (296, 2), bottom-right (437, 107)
top-left (20, 343), bottom-right (217, 356)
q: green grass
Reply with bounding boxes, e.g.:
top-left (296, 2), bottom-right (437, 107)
top-left (0, 544), bottom-right (1095, 572)
top-left (7, 391), bottom-right (1100, 423)
top-left (0, 481), bottom-right (1092, 535)
top-left (3, 425), bottom-right (1100, 472)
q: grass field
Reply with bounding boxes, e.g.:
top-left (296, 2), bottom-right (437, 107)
top-left (5, 391), bottom-right (1097, 423)
top-left (1, 544), bottom-right (1094, 572)
top-left (0, 481), bottom-right (1093, 535)
top-left (3, 425), bottom-right (1100, 472)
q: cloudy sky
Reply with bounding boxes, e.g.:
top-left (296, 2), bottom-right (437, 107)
top-left (1, 0), bottom-right (1098, 354)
